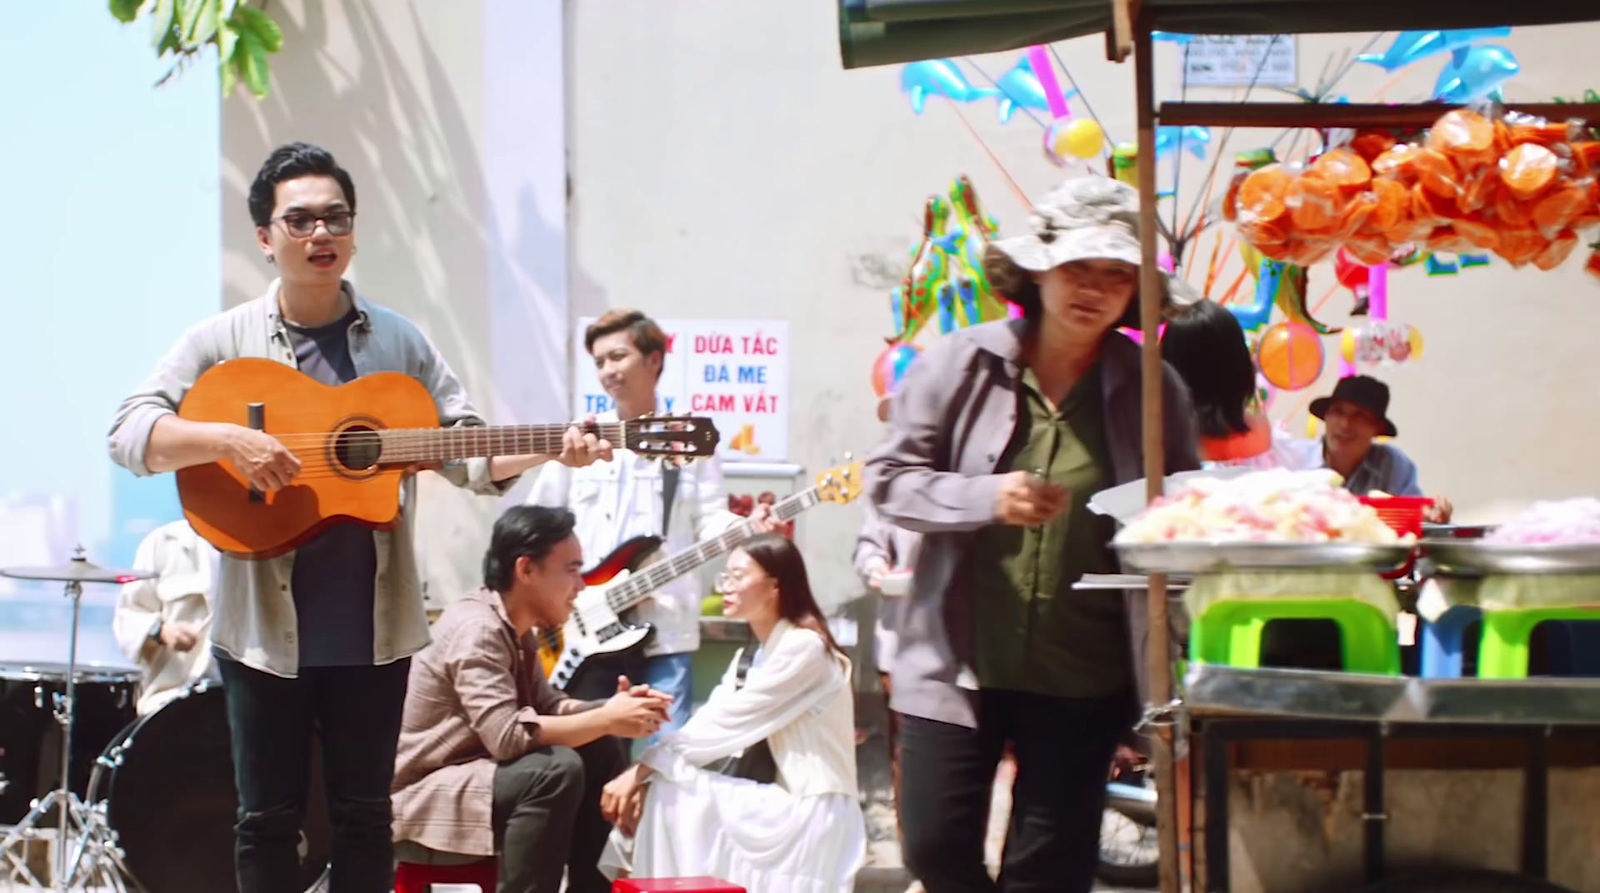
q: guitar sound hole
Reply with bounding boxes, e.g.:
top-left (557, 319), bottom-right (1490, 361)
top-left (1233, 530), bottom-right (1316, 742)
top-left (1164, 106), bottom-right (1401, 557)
top-left (335, 426), bottom-right (383, 472)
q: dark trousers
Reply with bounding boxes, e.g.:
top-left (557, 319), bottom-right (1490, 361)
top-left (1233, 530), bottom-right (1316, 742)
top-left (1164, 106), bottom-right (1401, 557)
top-left (217, 657), bottom-right (410, 893)
top-left (879, 672), bottom-right (904, 845)
top-left (492, 738), bottom-right (627, 893)
top-left (898, 688), bottom-right (1132, 893)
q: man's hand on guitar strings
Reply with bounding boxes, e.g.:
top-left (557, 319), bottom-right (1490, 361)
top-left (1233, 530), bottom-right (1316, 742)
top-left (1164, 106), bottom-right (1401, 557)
top-left (222, 424), bottom-right (302, 491)
top-left (556, 415), bottom-right (614, 468)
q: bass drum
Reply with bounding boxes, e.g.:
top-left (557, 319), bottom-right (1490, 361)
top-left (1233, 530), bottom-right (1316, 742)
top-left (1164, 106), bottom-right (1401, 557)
top-left (88, 682), bottom-right (331, 893)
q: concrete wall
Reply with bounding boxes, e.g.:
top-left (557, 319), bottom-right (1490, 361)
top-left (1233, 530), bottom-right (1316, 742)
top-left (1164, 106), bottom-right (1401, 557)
top-left (221, 0), bottom-right (565, 609)
top-left (223, 3), bottom-right (1600, 605)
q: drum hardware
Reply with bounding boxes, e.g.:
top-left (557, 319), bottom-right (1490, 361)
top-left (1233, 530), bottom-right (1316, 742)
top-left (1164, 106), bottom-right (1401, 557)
top-left (0, 548), bottom-right (151, 892)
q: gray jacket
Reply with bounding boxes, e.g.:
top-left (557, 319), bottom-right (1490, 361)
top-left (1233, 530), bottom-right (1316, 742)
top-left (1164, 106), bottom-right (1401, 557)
top-left (866, 319), bottom-right (1200, 728)
top-left (107, 280), bottom-right (515, 678)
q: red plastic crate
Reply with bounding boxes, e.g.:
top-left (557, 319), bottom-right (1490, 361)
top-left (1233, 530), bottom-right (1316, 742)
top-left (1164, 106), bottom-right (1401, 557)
top-left (612, 879), bottom-right (746, 893)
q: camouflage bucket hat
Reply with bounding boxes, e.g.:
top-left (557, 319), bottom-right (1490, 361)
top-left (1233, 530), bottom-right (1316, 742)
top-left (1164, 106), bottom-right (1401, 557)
top-left (992, 177), bottom-right (1143, 271)
top-left (992, 177), bottom-right (1200, 307)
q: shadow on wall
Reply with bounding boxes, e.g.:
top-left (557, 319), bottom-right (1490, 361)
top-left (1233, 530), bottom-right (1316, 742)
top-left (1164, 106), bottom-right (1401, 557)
top-left (217, 0), bottom-right (605, 606)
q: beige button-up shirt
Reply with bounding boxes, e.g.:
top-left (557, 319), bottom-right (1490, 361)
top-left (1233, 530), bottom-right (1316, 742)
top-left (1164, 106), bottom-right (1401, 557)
top-left (106, 280), bottom-right (515, 678)
top-left (391, 588), bottom-right (581, 857)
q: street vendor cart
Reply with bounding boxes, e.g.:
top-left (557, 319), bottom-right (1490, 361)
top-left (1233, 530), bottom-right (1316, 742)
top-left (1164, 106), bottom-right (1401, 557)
top-left (840, 2), bottom-right (1600, 891)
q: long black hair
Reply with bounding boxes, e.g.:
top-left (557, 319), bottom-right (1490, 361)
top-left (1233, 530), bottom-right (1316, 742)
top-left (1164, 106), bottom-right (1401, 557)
top-left (736, 534), bottom-right (846, 661)
top-left (1161, 299), bottom-right (1257, 439)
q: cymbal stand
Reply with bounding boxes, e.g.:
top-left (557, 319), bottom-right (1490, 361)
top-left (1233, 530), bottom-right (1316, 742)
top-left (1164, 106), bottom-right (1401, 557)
top-left (0, 561), bottom-right (135, 892)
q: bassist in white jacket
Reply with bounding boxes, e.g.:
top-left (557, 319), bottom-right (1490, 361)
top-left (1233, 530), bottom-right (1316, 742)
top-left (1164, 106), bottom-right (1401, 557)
top-left (529, 310), bottom-right (774, 737)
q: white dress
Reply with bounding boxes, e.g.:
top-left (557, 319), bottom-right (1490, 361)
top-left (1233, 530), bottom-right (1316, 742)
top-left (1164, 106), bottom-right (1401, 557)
top-left (600, 621), bottom-right (867, 892)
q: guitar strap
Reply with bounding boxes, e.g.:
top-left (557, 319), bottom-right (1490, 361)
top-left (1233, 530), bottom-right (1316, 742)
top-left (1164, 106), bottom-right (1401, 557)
top-left (660, 461), bottom-right (681, 537)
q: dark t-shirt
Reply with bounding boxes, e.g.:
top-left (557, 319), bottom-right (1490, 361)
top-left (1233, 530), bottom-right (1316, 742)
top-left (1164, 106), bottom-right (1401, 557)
top-left (283, 308), bottom-right (378, 667)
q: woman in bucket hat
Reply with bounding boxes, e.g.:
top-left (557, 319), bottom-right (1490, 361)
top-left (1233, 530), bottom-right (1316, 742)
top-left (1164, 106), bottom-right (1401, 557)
top-left (865, 177), bottom-right (1202, 893)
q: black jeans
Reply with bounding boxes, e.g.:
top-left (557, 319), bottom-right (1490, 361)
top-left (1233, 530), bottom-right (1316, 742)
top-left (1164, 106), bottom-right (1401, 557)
top-left (898, 688), bottom-right (1133, 893)
top-left (217, 657), bottom-right (410, 893)
top-left (491, 738), bottom-right (627, 893)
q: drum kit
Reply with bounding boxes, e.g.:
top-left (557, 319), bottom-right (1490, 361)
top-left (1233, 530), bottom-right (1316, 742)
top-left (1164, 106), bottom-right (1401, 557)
top-left (0, 550), bottom-right (329, 893)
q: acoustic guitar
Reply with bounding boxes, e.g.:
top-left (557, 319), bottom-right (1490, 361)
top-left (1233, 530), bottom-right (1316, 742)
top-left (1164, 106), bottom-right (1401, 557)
top-left (537, 460), bottom-right (864, 693)
top-left (175, 358), bottom-right (720, 559)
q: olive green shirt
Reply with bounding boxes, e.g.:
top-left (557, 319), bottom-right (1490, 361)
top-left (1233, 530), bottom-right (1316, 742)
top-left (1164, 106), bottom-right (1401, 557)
top-left (970, 366), bottom-right (1131, 699)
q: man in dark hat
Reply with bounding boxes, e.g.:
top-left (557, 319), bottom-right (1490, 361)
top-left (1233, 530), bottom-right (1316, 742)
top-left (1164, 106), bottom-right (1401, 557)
top-left (1309, 374), bottom-right (1452, 522)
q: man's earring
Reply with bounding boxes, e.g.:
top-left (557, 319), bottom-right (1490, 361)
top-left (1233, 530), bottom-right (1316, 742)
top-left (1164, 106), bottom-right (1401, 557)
top-left (265, 254), bottom-right (276, 265)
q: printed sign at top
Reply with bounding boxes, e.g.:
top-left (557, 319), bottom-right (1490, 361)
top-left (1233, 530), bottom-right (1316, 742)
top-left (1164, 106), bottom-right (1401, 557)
top-left (571, 318), bottom-right (791, 462)
top-left (1181, 35), bottom-right (1296, 88)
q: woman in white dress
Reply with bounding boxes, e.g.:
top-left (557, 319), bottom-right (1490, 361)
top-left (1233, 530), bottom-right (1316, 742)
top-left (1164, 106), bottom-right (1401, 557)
top-left (598, 533), bottom-right (867, 892)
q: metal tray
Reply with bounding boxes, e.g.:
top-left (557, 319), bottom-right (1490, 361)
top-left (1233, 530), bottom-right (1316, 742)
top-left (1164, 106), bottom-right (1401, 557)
top-left (1112, 541), bottom-right (1413, 575)
top-left (1420, 540), bottom-right (1600, 576)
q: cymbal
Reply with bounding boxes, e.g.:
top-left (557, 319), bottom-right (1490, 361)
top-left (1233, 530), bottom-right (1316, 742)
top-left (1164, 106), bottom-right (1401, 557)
top-left (2, 557), bottom-right (153, 584)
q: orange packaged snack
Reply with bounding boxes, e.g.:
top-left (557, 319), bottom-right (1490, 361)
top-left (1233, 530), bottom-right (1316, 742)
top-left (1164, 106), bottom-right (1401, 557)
top-left (1428, 109), bottom-right (1498, 168)
top-left (1286, 174), bottom-right (1342, 232)
top-left (1350, 130), bottom-right (1398, 163)
top-left (1311, 147), bottom-right (1373, 194)
top-left (1228, 105), bottom-right (1600, 276)
top-left (1533, 229), bottom-right (1580, 271)
top-left (1234, 164), bottom-right (1291, 224)
top-left (1499, 143), bottom-right (1560, 201)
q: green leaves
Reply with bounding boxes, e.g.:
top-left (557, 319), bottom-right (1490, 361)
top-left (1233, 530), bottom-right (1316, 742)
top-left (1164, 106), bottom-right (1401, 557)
top-left (108, 0), bottom-right (284, 99)
top-left (108, 0), bottom-right (146, 24)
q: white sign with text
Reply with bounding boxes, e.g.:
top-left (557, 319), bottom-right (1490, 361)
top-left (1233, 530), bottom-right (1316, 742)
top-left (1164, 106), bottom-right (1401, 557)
top-left (571, 318), bottom-right (790, 462)
top-left (1181, 35), bottom-right (1296, 87)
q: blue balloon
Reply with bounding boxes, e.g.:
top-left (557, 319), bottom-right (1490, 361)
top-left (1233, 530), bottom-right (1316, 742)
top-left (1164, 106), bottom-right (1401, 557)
top-left (1155, 126), bottom-right (1211, 160)
top-left (1230, 260), bottom-right (1279, 332)
top-left (1356, 27), bottom-right (1512, 72)
top-left (1432, 45), bottom-right (1519, 104)
top-left (992, 56), bottom-right (1076, 123)
top-left (900, 60), bottom-right (998, 115)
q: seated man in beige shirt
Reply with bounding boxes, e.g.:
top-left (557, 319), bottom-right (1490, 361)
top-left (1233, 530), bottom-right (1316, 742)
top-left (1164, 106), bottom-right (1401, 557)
top-left (392, 505), bottom-right (672, 893)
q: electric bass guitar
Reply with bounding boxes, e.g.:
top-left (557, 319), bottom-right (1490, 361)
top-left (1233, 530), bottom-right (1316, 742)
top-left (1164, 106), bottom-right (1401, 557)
top-left (174, 357), bottom-right (720, 559)
top-left (539, 459), bottom-right (864, 692)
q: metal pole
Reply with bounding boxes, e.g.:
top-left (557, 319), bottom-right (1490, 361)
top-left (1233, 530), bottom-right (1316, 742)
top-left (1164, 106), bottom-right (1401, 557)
top-left (1133, 19), bottom-right (1182, 893)
top-left (57, 578), bottom-right (81, 892)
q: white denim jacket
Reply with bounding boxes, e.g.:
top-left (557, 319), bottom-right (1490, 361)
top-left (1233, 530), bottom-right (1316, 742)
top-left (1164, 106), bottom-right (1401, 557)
top-left (107, 280), bottom-right (515, 678)
top-left (526, 413), bottom-right (740, 657)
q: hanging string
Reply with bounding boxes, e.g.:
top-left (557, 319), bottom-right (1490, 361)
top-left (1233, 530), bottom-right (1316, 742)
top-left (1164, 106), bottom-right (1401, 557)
top-left (939, 94), bottom-right (1033, 208)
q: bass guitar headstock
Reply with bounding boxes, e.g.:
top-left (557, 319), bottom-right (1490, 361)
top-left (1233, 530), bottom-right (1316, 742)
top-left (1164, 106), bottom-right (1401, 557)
top-left (813, 456), bottom-right (865, 505)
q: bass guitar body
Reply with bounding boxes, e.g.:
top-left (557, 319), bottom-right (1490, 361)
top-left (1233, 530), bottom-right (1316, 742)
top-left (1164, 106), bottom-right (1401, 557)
top-left (176, 358), bottom-right (437, 559)
top-left (538, 535), bottom-right (663, 694)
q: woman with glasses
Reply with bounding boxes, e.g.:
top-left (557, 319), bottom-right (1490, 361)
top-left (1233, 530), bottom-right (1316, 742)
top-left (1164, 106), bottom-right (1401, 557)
top-left (596, 534), bottom-right (866, 892)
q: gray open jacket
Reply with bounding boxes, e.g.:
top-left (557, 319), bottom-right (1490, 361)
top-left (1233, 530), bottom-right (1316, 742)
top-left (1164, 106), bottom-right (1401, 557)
top-left (865, 319), bottom-right (1201, 728)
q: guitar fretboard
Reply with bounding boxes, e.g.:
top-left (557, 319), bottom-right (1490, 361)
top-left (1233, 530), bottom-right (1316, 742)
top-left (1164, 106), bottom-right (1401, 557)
top-left (377, 423), bottom-right (629, 464)
top-left (601, 487), bottom-right (822, 615)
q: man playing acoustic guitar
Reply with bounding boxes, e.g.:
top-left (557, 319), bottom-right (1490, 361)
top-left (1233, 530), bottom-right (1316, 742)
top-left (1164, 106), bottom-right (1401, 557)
top-left (107, 142), bottom-right (612, 893)
top-left (526, 310), bottom-right (775, 739)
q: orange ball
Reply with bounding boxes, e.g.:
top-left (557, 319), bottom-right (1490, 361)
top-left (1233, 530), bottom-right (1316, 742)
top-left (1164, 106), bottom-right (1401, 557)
top-left (1255, 321), bottom-right (1325, 391)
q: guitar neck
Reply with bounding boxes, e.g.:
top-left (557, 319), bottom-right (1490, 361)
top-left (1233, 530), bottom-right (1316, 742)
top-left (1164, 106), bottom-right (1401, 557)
top-left (377, 422), bottom-right (627, 464)
top-left (600, 487), bottom-right (822, 616)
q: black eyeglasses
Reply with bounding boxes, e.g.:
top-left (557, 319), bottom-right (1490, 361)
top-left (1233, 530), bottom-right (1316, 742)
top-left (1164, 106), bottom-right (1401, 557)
top-left (272, 210), bottom-right (356, 238)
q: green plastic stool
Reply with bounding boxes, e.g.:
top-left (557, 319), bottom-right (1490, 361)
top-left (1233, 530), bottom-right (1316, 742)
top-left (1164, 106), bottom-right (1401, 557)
top-left (1190, 598), bottom-right (1401, 674)
top-left (1477, 606), bottom-right (1600, 679)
